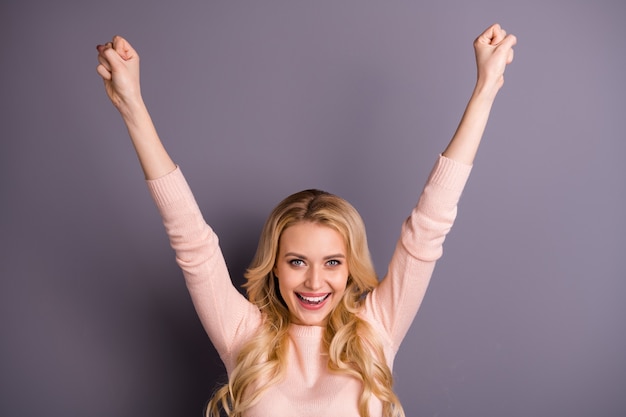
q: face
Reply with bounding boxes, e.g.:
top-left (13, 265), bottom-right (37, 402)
top-left (273, 221), bottom-right (350, 326)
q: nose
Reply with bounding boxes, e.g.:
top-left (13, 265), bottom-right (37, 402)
top-left (304, 266), bottom-right (323, 290)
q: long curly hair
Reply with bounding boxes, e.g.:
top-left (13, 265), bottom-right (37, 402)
top-left (206, 189), bottom-right (405, 417)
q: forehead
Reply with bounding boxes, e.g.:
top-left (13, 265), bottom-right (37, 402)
top-left (279, 222), bottom-right (346, 254)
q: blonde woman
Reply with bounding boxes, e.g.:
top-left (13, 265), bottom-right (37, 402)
top-left (96, 23), bottom-right (516, 417)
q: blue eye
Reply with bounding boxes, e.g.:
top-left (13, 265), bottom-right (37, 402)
top-left (326, 259), bottom-right (341, 266)
top-left (289, 259), bottom-right (305, 267)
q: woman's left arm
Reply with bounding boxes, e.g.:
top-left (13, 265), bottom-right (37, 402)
top-left (442, 23), bottom-right (517, 165)
top-left (366, 24), bottom-right (516, 347)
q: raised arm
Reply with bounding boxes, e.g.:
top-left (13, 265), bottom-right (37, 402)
top-left (96, 36), bottom-right (176, 179)
top-left (442, 23), bottom-right (517, 165)
top-left (96, 37), bottom-right (262, 357)
top-left (367, 24), bottom-right (517, 345)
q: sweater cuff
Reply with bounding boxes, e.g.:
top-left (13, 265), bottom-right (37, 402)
top-left (427, 155), bottom-right (473, 195)
top-left (146, 166), bottom-right (194, 208)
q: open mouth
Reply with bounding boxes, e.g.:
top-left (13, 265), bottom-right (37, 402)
top-left (296, 293), bottom-right (331, 305)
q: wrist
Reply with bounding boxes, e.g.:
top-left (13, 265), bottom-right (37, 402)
top-left (472, 78), bottom-right (502, 102)
top-left (118, 96), bottom-right (148, 125)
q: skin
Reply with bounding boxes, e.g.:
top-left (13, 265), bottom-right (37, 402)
top-left (442, 24), bottom-right (517, 165)
top-left (96, 23), bottom-right (516, 324)
top-left (273, 222), bottom-right (350, 326)
top-left (96, 23), bottom-right (516, 179)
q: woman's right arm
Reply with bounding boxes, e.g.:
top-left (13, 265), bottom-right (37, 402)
top-left (96, 36), bottom-right (176, 180)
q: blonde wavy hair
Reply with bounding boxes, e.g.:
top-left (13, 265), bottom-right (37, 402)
top-left (206, 189), bottom-right (405, 417)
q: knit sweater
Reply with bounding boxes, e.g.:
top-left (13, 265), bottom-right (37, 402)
top-left (146, 155), bottom-right (472, 416)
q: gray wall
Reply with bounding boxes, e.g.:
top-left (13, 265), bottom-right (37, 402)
top-left (2, 1), bottom-right (624, 416)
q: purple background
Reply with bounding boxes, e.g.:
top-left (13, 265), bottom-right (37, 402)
top-left (2, 1), bottom-right (625, 416)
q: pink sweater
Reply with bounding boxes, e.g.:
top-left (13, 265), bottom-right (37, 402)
top-left (146, 155), bottom-right (471, 416)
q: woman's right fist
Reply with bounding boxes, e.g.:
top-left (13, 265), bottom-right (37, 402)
top-left (96, 36), bottom-right (142, 112)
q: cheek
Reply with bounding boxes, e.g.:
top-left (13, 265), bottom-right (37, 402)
top-left (275, 268), bottom-right (297, 296)
top-left (332, 272), bottom-right (350, 293)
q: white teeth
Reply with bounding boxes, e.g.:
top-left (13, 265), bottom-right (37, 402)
top-left (297, 294), bottom-right (330, 304)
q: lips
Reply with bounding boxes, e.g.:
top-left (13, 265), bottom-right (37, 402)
top-left (296, 293), bottom-right (330, 305)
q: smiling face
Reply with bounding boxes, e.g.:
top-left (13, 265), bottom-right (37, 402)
top-left (273, 221), bottom-right (350, 326)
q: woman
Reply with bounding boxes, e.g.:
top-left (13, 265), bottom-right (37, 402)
top-left (96, 23), bottom-right (516, 417)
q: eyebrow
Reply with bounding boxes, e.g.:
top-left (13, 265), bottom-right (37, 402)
top-left (283, 252), bottom-right (346, 260)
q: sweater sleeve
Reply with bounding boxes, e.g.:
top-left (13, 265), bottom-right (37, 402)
top-left (146, 167), bottom-right (261, 362)
top-left (364, 155), bottom-right (472, 352)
